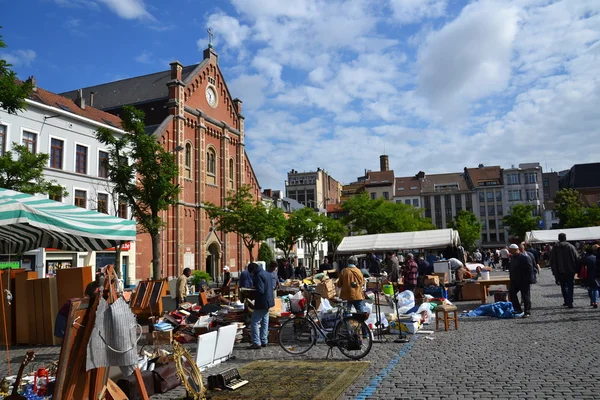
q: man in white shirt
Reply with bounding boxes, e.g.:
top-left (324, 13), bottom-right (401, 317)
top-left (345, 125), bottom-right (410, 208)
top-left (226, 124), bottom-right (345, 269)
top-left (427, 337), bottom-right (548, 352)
top-left (448, 257), bottom-right (464, 271)
top-left (500, 246), bottom-right (510, 271)
top-left (474, 249), bottom-right (482, 263)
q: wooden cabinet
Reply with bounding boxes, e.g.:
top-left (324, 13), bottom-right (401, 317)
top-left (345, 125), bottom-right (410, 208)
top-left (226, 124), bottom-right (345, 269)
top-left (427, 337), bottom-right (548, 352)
top-left (56, 266), bottom-right (94, 307)
top-left (130, 280), bottom-right (168, 321)
top-left (26, 277), bottom-right (60, 345)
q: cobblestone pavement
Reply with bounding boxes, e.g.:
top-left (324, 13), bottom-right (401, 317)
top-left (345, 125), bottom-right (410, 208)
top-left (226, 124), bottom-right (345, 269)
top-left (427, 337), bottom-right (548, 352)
top-left (2, 269), bottom-right (598, 399)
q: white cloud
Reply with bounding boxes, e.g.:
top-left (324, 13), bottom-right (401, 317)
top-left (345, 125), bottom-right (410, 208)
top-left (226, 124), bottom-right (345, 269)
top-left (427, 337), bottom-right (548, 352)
top-left (52, 0), bottom-right (99, 10)
top-left (96, 0), bottom-right (154, 21)
top-left (388, 0), bottom-right (448, 23)
top-left (417, 1), bottom-right (520, 118)
top-left (134, 50), bottom-right (152, 64)
top-left (251, 56), bottom-right (284, 91)
top-left (1, 49), bottom-right (37, 66)
top-left (205, 13), bottom-right (251, 49)
top-left (228, 74), bottom-right (269, 112)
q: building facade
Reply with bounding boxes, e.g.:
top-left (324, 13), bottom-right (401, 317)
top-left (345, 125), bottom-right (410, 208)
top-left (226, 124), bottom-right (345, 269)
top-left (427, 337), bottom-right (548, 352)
top-left (285, 167), bottom-right (341, 210)
top-left (502, 163), bottom-right (545, 235)
top-left (464, 165), bottom-right (506, 247)
top-left (393, 174), bottom-right (422, 207)
top-left (558, 163), bottom-right (600, 208)
top-left (0, 82), bottom-right (136, 281)
top-left (62, 46), bottom-right (261, 281)
top-left (543, 172), bottom-right (560, 229)
top-left (421, 172), bottom-right (476, 231)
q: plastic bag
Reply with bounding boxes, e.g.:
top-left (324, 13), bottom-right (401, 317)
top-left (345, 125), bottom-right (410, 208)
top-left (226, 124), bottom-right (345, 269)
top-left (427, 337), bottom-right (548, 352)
top-left (290, 291), bottom-right (306, 313)
top-left (318, 298), bottom-right (332, 312)
top-left (416, 303), bottom-right (433, 325)
top-left (396, 290), bottom-right (415, 314)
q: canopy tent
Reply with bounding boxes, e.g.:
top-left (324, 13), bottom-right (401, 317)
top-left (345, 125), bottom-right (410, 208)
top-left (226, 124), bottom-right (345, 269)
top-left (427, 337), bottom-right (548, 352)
top-left (525, 227), bottom-right (600, 244)
top-left (0, 188), bottom-right (137, 254)
top-left (336, 229), bottom-right (461, 254)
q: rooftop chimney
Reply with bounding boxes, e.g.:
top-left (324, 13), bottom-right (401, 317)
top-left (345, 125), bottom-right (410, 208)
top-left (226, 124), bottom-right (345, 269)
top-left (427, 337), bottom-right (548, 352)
top-left (89, 91), bottom-right (95, 107)
top-left (27, 76), bottom-right (37, 92)
top-left (233, 98), bottom-right (242, 114)
top-left (380, 155), bottom-right (389, 172)
top-left (76, 89), bottom-right (85, 109)
top-left (169, 60), bottom-right (183, 80)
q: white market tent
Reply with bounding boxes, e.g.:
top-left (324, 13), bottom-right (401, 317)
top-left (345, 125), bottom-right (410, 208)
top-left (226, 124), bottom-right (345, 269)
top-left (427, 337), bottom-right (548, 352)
top-left (336, 228), bottom-right (461, 254)
top-left (525, 227), bottom-right (600, 244)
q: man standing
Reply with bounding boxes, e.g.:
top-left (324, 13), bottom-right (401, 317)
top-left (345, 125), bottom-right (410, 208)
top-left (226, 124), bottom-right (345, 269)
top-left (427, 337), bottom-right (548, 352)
top-left (337, 256), bottom-right (366, 313)
top-left (239, 264), bottom-right (254, 288)
top-left (550, 233), bottom-right (579, 308)
top-left (508, 243), bottom-right (534, 317)
top-left (417, 257), bottom-right (433, 277)
top-left (385, 252), bottom-right (401, 283)
top-left (318, 257), bottom-right (332, 273)
top-left (248, 262), bottom-right (274, 349)
top-left (500, 246), bottom-right (510, 271)
top-left (474, 249), bottom-right (482, 264)
top-left (366, 252), bottom-right (381, 276)
top-left (176, 268), bottom-right (191, 309)
top-left (402, 254), bottom-right (419, 292)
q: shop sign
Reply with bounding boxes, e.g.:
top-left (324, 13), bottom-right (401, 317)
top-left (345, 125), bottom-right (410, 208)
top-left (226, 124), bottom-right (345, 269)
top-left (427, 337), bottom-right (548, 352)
top-left (103, 242), bottom-right (132, 251)
top-left (0, 261), bottom-right (20, 270)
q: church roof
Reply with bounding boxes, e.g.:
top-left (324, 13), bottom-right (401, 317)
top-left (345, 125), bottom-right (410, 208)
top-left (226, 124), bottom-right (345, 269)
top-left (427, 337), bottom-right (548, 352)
top-left (59, 61), bottom-right (207, 110)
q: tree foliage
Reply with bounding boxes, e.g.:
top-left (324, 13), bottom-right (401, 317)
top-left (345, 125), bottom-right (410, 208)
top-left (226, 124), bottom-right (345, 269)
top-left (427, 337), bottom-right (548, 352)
top-left (321, 217), bottom-right (347, 259)
top-left (342, 193), bottom-right (434, 235)
top-left (502, 203), bottom-right (540, 242)
top-left (96, 106), bottom-right (180, 280)
top-left (0, 29), bottom-right (33, 114)
top-left (553, 188), bottom-right (599, 228)
top-left (294, 207), bottom-right (328, 274)
top-left (447, 210), bottom-right (481, 251)
top-left (258, 242), bottom-right (274, 264)
top-left (0, 144), bottom-right (66, 197)
top-left (206, 185), bottom-right (285, 262)
top-left (274, 208), bottom-right (312, 260)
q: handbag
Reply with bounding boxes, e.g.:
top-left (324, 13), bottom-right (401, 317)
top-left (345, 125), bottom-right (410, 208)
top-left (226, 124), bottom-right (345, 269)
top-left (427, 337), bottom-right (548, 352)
top-left (116, 370), bottom-right (155, 400)
top-left (152, 362), bottom-right (181, 393)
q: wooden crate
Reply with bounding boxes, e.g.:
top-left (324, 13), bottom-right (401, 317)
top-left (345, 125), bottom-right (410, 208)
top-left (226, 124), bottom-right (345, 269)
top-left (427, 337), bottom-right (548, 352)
top-left (27, 277), bottom-right (60, 345)
top-left (56, 266), bottom-right (94, 307)
top-left (15, 271), bottom-right (38, 345)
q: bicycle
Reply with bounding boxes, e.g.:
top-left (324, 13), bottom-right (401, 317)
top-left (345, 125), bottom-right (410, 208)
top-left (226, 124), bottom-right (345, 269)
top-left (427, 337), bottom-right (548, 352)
top-left (278, 285), bottom-right (373, 360)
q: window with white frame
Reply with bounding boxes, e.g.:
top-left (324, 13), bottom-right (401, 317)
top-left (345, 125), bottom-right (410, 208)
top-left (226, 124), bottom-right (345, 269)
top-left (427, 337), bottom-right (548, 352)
top-left (22, 131), bottom-right (37, 154)
top-left (206, 147), bottom-right (216, 184)
top-left (526, 172), bottom-right (537, 183)
top-left (509, 190), bottom-right (521, 201)
top-left (507, 173), bottom-right (519, 185)
top-left (526, 189), bottom-right (538, 201)
top-left (74, 190), bottom-right (87, 208)
top-left (98, 151), bottom-right (109, 178)
top-left (0, 125), bottom-right (6, 156)
top-left (184, 143), bottom-right (192, 179)
top-left (76, 144), bottom-right (88, 174)
top-left (50, 138), bottom-right (64, 169)
top-left (229, 158), bottom-right (235, 189)
top-left (97, 193), bottom-right (108, 214)
top-left (412, 199), bottom-right (419, 207)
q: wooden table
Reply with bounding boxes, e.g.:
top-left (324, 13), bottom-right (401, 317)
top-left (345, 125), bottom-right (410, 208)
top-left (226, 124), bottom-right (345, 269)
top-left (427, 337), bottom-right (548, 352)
top-left (478, 277), bottom-right (511, 304)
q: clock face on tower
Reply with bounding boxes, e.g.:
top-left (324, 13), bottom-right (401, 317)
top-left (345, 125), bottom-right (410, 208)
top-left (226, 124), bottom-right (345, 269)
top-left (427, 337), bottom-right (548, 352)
top-left (205, 86), bottom-right (217, 107)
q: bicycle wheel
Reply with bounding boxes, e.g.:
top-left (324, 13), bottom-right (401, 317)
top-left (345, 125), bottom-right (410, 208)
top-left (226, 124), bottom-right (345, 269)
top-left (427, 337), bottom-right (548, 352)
top-left (278, 316), bottom-right (317, 355)
top-left (334, 317), bottom-right (373, 360)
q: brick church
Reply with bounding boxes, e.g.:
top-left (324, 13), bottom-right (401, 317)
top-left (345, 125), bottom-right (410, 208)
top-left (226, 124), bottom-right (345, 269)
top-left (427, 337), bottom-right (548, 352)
top-left (62, 44), bottom-right (261, 281)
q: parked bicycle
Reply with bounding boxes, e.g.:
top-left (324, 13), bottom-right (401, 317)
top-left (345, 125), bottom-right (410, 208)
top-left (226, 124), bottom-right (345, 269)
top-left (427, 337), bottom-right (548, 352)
top-left (278, 285), bottom-right (373, 360)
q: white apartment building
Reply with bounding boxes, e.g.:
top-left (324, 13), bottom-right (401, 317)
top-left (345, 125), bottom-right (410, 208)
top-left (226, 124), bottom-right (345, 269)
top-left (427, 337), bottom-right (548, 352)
top-left (502, 163), bottom-right (545, 235)
top-left (0, 83), bottom-right (136, 284)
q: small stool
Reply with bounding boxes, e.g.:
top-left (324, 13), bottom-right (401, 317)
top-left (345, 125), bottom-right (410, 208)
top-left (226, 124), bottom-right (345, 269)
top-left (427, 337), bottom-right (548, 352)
top-left (434, 305), bottom-right (458, 331)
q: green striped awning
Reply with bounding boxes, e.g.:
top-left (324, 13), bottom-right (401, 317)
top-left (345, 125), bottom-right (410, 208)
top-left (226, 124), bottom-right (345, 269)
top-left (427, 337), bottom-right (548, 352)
top-left (0, 188), bottom-right (137, 254)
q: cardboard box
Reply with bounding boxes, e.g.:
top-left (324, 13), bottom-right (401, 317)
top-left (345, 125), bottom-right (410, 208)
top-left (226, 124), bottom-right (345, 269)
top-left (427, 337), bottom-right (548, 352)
top-left (432, 272), bottom-right (448, 283)
top-left (459, 282), bottom-right (481, 301)
top-left (270, 298), bottom-right (283, 313)
top-left (423, 275), bottom-right (440, 286)
top-left (315, 279), bottom-right (336, 299)
top-left (152, 330), bottom-right (173, 345)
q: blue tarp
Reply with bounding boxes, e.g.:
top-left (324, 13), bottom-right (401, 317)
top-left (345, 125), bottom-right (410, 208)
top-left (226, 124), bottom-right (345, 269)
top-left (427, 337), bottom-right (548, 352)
top-left (464, 302), bottom-right (516, 319)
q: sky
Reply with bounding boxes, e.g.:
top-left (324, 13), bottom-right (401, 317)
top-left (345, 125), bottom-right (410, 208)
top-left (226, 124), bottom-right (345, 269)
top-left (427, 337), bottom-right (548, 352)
top-left (1, 0), bottom-right (599, 191)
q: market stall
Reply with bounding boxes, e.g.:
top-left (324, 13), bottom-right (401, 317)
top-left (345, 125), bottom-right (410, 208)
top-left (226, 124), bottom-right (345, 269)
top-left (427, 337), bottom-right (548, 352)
top-left (0, 188), bottom-right (137, 399)
top-left (336, 228), bottom-right (461, 253)
top-left (525, 226), bottom-right (600, 243)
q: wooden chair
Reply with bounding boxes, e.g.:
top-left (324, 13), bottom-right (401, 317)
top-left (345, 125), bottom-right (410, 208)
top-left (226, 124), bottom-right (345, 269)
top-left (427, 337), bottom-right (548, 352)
top-left (220, 284), bottom-right (239, 302)
top-left (434, 304), bottom-right (458, 331)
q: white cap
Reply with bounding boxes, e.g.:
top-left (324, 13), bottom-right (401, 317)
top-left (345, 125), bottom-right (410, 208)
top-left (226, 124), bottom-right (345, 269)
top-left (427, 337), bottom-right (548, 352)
top-left (509, 244), bottom-right (519, 249)
top-left (223, 265), bottom-right (230, 271)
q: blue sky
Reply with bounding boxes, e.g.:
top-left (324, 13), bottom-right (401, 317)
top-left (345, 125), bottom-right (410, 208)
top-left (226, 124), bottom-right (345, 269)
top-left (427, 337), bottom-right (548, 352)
top-left (2, 0), bottom-right (599, 191)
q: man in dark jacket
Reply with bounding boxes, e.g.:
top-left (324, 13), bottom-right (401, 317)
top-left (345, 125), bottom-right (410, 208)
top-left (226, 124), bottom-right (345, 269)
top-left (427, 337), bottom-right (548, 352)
top-left (508, 244), bottom-right (534, 317)
top-left (585, 246), bottom-right (598, 308)
top-left (550, 233), bottom-right (579, 308)
top-left (248, 262), bottom-right (274, 349)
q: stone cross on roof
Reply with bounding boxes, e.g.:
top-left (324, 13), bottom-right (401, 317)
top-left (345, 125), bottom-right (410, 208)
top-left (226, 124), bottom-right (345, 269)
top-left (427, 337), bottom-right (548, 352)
top-left (207, 27), bottom-right (214, 48)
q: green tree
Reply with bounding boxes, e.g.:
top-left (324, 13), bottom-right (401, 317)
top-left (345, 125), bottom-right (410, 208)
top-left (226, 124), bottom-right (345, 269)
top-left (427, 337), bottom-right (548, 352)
top-left (321, 217), bottom-right (347, 260)
top-left (554, 188), bottom-right (587, 228)
top-left (258, 242), bottom-right (274, 264)
top-left (502, 203), bottom-right (540, 242)
top-left (294, 207), bottom-right (328, 274)
top-left (96, 106), bottom-right (180, 281)
top-left (206, 185), bottom-right (285, 262)
top-left (0, 28), bottom-right (33, 114)
top-left (583, 206), bottom-right (600, 227)
top-left (0, 144), bottom-right (66, 197)
top-left (275, 209), bottom-right (310, 261)
top-left (342, 193), bottom-right (434, 234)
top-left (447, 210), bottom-right (481, 251)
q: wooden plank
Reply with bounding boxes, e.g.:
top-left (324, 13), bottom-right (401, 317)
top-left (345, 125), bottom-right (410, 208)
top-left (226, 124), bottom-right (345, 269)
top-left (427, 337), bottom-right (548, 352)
top-left (56, 266), bottom-right (94, 308)
top-left (15, 272), bottom-right (37, 344)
